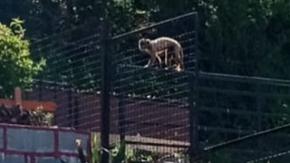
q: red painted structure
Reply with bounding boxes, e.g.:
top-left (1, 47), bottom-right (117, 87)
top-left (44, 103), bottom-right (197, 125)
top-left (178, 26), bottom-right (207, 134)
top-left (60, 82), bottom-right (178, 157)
top-left (0, 123), bottom-right (90, 163)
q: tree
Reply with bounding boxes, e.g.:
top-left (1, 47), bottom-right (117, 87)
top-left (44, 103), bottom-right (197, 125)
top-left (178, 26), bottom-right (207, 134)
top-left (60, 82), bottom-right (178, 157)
top-left (0, 18), bottom-right (45, 97)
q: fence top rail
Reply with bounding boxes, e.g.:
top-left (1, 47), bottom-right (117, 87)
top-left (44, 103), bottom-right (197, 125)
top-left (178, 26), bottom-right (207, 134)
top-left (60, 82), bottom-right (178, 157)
top-left (200, 71), bottom-right (290, 87)
top-left (116, 64), bottom-right (290, 87)
top-left (111, 11), bottom-right (198, 40)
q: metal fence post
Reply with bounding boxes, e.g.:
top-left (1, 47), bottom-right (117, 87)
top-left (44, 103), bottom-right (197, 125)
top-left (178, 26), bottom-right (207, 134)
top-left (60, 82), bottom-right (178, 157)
top-left (68, 85), bottom-right (73, 127)
top-left (100, 16), bottom-right (112, 163)
top-left (188, 71), bottom-right (200, 163)
top-left (117, 65), bottom-right (126, 142)
top-left (73, 90), bottom-right (79, 127)
top-left (189, 13), bottom-right (200, 163)
top-left (116, 65), bottom-right (126, 161)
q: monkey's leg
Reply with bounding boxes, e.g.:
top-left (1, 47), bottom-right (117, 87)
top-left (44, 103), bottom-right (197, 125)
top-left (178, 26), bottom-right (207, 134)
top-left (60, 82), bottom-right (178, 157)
top-left (176, 65), bottom-right (182, 72)
top-left (164, 49), bottom-right (168, 66)
top-left (179, 49), bottom-right (185, 70)
top-left (144, 59), bottom-right (151, 68)
top-left (156, 54), bottom-right (162, 67)
top-left (145, 54), bottom-right (157, 68)
top-left (169, 55), bottom-right (175, 67)
top-left (174, 48), bottom-right (183, 72)
top-left (164, 49), bottom-right (171, 70)
top-left (151, 54), bottom-right (157, 66)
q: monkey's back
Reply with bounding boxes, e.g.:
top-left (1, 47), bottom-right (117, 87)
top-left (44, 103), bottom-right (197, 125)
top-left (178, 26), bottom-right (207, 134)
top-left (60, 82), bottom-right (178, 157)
top-left (151, 37), bottom-right (181, 51)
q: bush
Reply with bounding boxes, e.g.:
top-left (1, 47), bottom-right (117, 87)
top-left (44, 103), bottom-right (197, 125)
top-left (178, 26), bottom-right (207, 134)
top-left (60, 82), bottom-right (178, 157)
top-left (0, 18), bottom-right (45, 97)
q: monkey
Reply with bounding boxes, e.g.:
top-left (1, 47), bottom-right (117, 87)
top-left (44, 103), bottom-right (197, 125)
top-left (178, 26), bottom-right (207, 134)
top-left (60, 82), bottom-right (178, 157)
top-left (138, 37), bottom-right (184, 71)
top-left (138, 37), bottom-right (184, 72)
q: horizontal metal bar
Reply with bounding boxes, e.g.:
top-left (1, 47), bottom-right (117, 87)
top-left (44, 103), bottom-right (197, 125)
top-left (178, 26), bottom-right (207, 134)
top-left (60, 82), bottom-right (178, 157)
top-left (200, 71), bottom-right (290, 87)
top-left (199, 106), bottom-right (286, 118)
top-left (125, 140), bottom-right (190, 148)
top-left (246, 149), bottom-right (290, 163)
top-left (203, 123), bottom-right (290, 152)
top-left (198, 86), bottom-right (290, 98)
top-left (117, 64), bottom-right (290, 87)
top-left (198, 125), bottom-right (253, 135)
top-left (117, 64), bottom-right (197, 76)
top-left (33, 79), bottom-right (69, 86)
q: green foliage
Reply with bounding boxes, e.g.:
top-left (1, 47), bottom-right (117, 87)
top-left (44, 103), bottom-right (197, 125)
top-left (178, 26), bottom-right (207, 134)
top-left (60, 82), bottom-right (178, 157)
top-left (106, 0), bottom-right (151, 35)
top-left (111, 142), bottom-right (126, 163)
top-left (91, 133), bottom-right (101, 163)
top-left (90, 139), bottom-right (153, 163)
top-left (0, 18), bottom-right (45, 97)
top-left (126, 149), bottom-right (153, 163)
top-left (110, 143), bottom-right (154, 163)
top-left (208, 151), bottom-right (232, 163)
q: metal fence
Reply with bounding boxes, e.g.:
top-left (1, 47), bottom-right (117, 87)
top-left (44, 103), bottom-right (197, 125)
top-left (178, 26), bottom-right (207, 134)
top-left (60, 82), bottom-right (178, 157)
top-left (22, 11), bottom-right (290, 163)
top-left (108, 12), bottom-right (199, 161)
top-left (28, 23), bottom-right (103, 131)
top-left (196, 72), bottom-right (290, 162)
top-left (26, 12), bottom-right (200, 162)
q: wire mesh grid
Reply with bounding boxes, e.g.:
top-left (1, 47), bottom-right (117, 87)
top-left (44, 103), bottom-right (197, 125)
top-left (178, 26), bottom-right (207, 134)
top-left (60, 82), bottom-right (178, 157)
top-left (24, 26), bottom-right (103, 131)
top-left (109, 13), bottom-right (199, 157)
top-left (196, 72), bottom-right (290, 162)
top-left (15, 11), bottom-right (290, 162)
top-left (201, 124), bottom-right (290, 163)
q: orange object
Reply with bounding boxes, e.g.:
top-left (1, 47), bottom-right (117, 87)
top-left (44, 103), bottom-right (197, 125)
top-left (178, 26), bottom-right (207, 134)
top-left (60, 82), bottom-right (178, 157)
top-left (0, 99), bottom-right (57, 112)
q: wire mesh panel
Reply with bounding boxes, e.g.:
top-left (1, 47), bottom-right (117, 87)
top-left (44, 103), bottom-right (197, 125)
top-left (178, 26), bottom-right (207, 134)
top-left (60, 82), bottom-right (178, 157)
top-left (192, 72), bottom-right (290, 163)
top-left (14, 10), bottom-right (290, 162)
top-left (25, 25), bottom-right (103, 131)
top-left (197, 73), bottom-right (290, 148)
top-left (201, 124), bottom-right (290, 163)
top-left (110, 12), bottom-right (199, 157)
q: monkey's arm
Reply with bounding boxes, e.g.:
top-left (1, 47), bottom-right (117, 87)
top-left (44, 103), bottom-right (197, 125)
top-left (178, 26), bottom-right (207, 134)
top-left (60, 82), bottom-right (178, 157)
top-left (144, 49), bottom-right (154, 67)
top-left (145, 53), bottom-right (157, 67)
top-left (155, 51), bottom-right (163, 65)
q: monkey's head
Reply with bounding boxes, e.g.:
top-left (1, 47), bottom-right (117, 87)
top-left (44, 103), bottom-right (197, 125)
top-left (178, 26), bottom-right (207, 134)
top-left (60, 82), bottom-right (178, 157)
top-left (138, 38), bottom-right (151, 50)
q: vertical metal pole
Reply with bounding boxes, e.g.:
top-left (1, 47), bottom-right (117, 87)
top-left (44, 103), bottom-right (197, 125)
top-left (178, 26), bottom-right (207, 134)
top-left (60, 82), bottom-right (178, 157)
top-left (53, 81), bottom-right (58, 126)
top-left (189, 13), bottom-right (200, 163)
top-left (117, 66), bottom-right (126, 142)
top-left (68, 86), bottom-right (73, 127)
top-left (74, 90), bottom-right (79, 127)
top-left (53, 81), bottom-right (57, 101)
top-left (100, 5), bottom-right (111, 162)
top-left (117, 65), bottom-right (126, 161)
top-left (38, 79), bottom-right (43, 101)
top-left (118, 94), bottom-right (126, 161)
top-left (118, 98), bottom-right (126, 141)
top-left (256, 84), bottom-right (263, 157)
top-left (256, 85), bottom-right (263, 131)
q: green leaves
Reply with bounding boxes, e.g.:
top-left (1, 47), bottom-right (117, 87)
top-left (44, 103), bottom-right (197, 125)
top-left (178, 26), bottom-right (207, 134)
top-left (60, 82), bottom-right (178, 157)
top-left (0, 19), bottom-right (45, 97)
top-left (91, 133), bottom-right (101, 163)
top-left (10, 18), bottom-right (26, 38)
